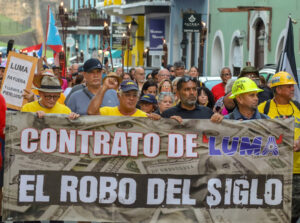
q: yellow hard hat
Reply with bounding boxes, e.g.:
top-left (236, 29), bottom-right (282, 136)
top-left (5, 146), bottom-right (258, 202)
top-left (229, 77), bottom-right (263, 99)
top-left (270, 71), bottom-right (297, 88)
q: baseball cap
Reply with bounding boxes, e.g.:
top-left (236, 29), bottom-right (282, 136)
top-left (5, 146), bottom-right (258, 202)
top-left (239, 66), bottom-right (259, 78)
top-left (120, 80), bottom-right (139, 92)
top-left (139, 94), bottom-right (157, 104)
top-left (83, 58), bottom-right (103, 72)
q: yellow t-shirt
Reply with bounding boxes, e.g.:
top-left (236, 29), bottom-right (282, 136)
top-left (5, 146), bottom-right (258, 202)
top-left (21, 100), bottom-right (71, 114)
top-left (100, 106), bottom-right (147, 117)
top-left (258, 99), bottom-right (300, 173)
top-left (32, 89), bottom-right (66, 104)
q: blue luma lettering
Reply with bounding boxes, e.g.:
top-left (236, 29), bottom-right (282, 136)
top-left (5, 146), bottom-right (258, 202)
top-left (209, 136), bottom-right (279, 156)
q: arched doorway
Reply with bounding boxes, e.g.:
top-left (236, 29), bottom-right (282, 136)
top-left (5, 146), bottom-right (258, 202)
top-left (255, 19), bottom-right (265, 69)
top-left (211, 33), bottom-right (224, 76)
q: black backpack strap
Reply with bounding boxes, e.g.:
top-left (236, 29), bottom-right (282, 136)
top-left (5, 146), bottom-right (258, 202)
top-left (292, 100), bottom-right (300, 111)
top-left (263, 99), bottom-right (271, 115)
top-left (83, 87), bottom-right (93, 100)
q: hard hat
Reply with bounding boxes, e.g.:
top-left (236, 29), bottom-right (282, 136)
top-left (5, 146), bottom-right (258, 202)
top-left (229, 77), bottom-right (263, 99)
top-left (270, 71), bottom-right (297, 88)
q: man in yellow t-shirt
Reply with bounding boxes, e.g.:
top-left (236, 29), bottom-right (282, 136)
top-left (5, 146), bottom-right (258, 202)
top-left (21, 74), bottom-right (78, 119)
top-left (88, 78), bottom-right (149, 117)
top-left (257, 71), bottom-right (300, 221)
top-left (23, 69), bottom-right (66, 104)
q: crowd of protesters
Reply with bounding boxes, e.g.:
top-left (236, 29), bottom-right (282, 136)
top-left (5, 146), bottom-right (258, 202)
top-left (0, 56), bottom-right (300, 222)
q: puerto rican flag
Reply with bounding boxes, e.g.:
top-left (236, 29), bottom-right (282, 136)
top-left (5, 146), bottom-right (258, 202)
top-left (45, 6), bottom-right (63, 53)
top-left (21, 43), bottom-right (43, 58)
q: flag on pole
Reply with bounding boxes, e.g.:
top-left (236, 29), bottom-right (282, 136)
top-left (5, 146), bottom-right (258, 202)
top-left (277, 17), bottom-right (300, 102)
top-left (21, 44), bottom-right (43, 58)
top-left (46, 7), bottom-right (63, 53)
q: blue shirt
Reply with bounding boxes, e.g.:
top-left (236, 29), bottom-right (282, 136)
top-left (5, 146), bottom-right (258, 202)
top-left (66, 87), bottom-right (119, 115)
top-left (224, 107), bottom-right (269, 120)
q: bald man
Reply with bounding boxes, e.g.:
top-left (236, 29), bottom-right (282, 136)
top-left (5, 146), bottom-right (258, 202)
top-left (157, 68), bottom-right (170, 83)
top-left (134, 67), bottom-right (146, 91)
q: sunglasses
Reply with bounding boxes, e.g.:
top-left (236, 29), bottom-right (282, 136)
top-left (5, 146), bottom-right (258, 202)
top-left (222, 73), bottom-right (232, 76)
top-left (181, 76), bottom-right (198, 82)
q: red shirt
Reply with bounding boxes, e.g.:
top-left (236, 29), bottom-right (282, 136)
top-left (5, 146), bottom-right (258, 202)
top-left (211, 82), bottom-right (225, 102)
top-left (0, 94), bottom-right (5, 169)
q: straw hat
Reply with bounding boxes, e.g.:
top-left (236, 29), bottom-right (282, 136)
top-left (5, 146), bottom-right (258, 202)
top-left (33, 73), bottom-right (63, 93)
top-left (102, 72), bottom-right (122, 85)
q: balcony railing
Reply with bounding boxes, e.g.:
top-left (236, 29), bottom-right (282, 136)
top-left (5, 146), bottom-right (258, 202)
top-left (56, 8), bottom-right (109, 28)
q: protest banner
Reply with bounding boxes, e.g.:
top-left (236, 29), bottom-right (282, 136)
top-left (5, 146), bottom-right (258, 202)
top-left (3, 112), bottom-right (294, 222)
top-left (0, 52), bottom-right (38, 110)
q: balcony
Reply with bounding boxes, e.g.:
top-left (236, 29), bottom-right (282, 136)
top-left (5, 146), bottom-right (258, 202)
top-left (56, 8), bottom-right (109, 28)
top-left (77, 8), bottom-right (108, 27)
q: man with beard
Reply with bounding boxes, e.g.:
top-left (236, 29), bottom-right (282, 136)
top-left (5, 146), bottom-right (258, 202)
top-left (161, 76), bottom-right (215, 119)
top-left (224, 77), bottom-right (269, 120)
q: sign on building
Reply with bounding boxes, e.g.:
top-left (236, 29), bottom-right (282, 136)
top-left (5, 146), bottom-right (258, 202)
top-left (112, 23), bottom-right (129, 50)
top-left (183, 13), bottom-right (202, 33)
top-left (149, 19), bottom-right (165, 52)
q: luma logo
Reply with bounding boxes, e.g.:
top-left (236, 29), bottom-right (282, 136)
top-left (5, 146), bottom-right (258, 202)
top-left (209, 136), bottom-right (279, 156)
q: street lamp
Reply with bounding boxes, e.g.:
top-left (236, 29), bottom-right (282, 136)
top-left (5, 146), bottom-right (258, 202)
top-left (58, 1), bottom-right (69, 77)
top-left (126, 23), bottom-right (132, 72)
top-left (130, 18), bottom-right (138, 37)
top-left (80, 50), bottom-right (84, 63)
top-left (258, 30), bottom-right (266, 47)
top-left (75, 43), bottom-right (79, 63)
top-left (180, 37), bottom-right (188, 62)
top-left (198, 21), bottom-right (207, 76)
top-left (121, 33), bottom-right (127, 75)
top-left (234, 31), bottom-right (246, 46)
top-left (103, 22), bottom-right (113, 71)
top-left (162, 38), bottom-right (168, 68)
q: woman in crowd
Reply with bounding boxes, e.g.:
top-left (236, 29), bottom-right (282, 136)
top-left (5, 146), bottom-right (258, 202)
top-left (141, 79), bottom-right (158, 97)
top-left (154, 92), bottom-right (175, 114)
top-left (197, 86), bottom-right (215, 109)
top-left (129, 68), bottom-right (135, 77)
top-left (121, 72), bottom-right (133, 81)
top-left (139, 94), bottom-right (157, 114)
top-left (189, 66), bottom-right (199, 78)
top-left (158, 79), bottom-right (173, 94)
top-left (172, 77), bottom-right (181, 104)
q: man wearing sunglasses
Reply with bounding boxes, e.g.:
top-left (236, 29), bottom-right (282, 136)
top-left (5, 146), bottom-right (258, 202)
top-left (258, 71), bottom-right (300, 223)
top-left (161, 76), bottom-right (222, 122)
top-left (211, 67), bottom-right (232, 102)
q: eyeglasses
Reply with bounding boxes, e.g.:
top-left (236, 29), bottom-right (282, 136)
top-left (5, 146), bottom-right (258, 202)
top-left (44, 95), bottom-right (60, 100)
top-left (222, 73), bottom-right (232, 76)
top-left (170, 70), bottom-right (175, 72)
